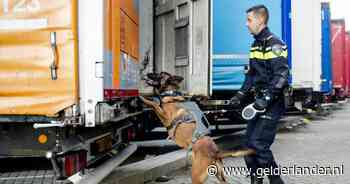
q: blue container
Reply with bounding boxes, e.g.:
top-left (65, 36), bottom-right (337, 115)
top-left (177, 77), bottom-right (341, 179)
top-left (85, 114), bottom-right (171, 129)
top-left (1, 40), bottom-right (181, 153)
top-left (212, 0), bottom-right (287, 91)
top-left (321, 3), bottom-right (333, 94)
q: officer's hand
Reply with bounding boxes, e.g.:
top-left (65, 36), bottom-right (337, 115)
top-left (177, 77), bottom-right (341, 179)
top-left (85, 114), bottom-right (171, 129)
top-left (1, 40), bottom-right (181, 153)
top-left (253, 90), bottom-right (273, 110)
top-left (230, 91), bottom-right (246, 107)
top-left (230, 96), bottom-right (241, 107)
top-left (253, 98), bottom-right (268, 111)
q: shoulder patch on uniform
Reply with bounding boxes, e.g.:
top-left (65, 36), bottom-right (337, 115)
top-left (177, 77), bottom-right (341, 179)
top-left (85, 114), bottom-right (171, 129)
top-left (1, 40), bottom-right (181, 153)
top-left (271, 44), bottom-right (283, 56)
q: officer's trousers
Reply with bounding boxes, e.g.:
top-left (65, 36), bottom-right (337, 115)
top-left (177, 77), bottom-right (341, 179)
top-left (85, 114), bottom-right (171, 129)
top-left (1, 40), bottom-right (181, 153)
top-left (244, 98), bottom-right (286, 176)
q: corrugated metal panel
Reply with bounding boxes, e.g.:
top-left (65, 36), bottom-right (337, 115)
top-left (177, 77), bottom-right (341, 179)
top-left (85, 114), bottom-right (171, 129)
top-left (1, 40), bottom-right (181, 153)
top-left (291, 0), bottom-right (322, 91)
top-left (0, 0), bottom-right (78, 116)
top-left (154, 0), bottom-right (210, 95)
top-left (154, 0), bottom-right (183, 88)
top-left (212, 0), bottom-right (283, 91)
top-left (331, 19), bottom-right (346, 89)
top-left (321, 3), bottom-right (333, 94)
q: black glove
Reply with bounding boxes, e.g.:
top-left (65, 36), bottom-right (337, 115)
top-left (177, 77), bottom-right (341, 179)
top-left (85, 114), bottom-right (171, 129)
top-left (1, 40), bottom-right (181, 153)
top-left (253, 98), bottom-right (268, 110)
top-left (253, 90), bottom-right (273, 110)
top-left (230, 91), bottom-right (246, 107)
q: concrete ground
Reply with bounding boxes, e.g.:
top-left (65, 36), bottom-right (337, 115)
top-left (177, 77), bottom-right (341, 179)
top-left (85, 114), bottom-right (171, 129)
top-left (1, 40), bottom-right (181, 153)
top-left (148, 103), bottom-right (350, 184)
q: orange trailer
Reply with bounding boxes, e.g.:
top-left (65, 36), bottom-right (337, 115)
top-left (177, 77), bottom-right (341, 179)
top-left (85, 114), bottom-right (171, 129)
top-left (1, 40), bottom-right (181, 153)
top-left (0, 0), bottom-right (142, 179)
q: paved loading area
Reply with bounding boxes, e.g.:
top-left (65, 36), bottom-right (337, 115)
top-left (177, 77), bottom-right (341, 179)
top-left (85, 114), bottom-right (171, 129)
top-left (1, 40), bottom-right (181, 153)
top-left (147, 103), bottom-right (350, 184)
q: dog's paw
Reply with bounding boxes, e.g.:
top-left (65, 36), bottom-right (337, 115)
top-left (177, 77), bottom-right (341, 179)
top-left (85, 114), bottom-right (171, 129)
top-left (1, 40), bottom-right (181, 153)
top-left (139, 96), bottom-right (151, 104)
top-left (139, 96), bottom-right (160, 107)
top-left (139, 96), bottom-right (146, 101)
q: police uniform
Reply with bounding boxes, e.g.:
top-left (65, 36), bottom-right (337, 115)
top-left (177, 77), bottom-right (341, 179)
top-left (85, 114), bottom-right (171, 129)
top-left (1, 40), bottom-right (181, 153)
top-left (241, 27), bottom-right (289, 183)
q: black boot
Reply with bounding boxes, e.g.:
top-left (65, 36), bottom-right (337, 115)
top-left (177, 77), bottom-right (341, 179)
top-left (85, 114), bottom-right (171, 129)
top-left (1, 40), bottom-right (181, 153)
top-left (268, 175), bottom-right (284, 184)
top-left (250, 175), bottom-right (264, 184)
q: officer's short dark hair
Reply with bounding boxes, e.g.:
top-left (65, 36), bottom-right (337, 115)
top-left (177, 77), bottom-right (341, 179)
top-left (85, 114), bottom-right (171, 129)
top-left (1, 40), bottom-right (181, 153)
top-left (246, 5), bottom-right (269, 24)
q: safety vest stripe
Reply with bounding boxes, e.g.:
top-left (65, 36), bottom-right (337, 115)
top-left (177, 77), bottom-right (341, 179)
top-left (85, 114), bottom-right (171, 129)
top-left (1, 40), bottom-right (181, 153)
top-left (249, 50), bottom-right (288, 60)
top-left (250, 47), bottom-right (261, 51)
top-left (250, 46), bottom-right (288, 52)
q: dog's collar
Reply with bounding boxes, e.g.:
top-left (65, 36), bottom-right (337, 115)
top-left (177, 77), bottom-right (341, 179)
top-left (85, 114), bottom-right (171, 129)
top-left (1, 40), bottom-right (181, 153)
top-left (160, 90), bottom-right (183, 98)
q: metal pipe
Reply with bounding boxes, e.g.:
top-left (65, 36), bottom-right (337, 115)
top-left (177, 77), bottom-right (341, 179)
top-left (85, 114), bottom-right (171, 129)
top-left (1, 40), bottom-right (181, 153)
top-left (33, 121), bottom-right (65, 129)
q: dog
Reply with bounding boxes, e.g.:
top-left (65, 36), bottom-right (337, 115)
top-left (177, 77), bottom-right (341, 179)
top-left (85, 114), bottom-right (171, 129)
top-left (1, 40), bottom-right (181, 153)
top-left (140, 72), bottom-right (255, 184)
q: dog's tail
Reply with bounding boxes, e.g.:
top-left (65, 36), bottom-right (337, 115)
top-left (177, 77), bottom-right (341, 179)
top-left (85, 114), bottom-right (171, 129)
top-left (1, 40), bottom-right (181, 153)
top-left (217, 148), bottom-right (255, 159)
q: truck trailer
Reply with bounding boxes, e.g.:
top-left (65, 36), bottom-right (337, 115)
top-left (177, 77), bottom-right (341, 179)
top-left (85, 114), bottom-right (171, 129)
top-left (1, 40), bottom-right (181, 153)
top-left (0, 0), bottom-right (152, 179)
top-left (321, 2), bottom-right (333, 100)
top-left (331, 19), bottom-right (347, 100)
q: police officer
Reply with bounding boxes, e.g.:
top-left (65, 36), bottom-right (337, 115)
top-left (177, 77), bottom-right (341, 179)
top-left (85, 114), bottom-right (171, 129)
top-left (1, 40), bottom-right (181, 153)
top-left (230, 5), bottom-right (289, 184)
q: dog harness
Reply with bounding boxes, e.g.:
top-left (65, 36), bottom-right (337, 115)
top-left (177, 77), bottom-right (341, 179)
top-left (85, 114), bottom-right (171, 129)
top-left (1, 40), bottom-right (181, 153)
top-left (160, 90), bottom-right (183, 98)
top-left (166, 101), bottom-right (210, 143)
top-left (166, 101), bottom-right (211, 164)
top-left (159, 90), bottom-right (211, 161)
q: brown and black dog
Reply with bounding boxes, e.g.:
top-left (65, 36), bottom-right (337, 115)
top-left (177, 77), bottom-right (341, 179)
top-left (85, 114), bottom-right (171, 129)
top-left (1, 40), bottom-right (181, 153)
top-left (140, 72), bottom-right (255, 184)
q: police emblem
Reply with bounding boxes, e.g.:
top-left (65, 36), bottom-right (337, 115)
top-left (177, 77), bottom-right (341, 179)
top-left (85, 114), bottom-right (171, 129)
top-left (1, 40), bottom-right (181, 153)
top-left (272, 44), bottom-right (283, 57)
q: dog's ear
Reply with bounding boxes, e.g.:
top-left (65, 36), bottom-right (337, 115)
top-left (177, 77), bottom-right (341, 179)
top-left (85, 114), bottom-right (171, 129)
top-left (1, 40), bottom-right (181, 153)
top-left (159, 72), bottom-right (172, 86)
top-left (145, 73), bottom-right (161, 87)
top-left (166, 75), bottom-right (183, 87)
top-left (147, 73), bottom-right (161, 81)
top-left (145, 80), bottom-right (160, 87)
top-left (172, 75), bottom-right (184, 84)
top-left (159, 72), bottom-right (171, 79)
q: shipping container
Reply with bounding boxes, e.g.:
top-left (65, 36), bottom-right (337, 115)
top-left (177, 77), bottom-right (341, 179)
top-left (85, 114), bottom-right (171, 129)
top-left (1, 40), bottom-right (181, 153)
top-left (321, 3), bottom-right (333, 94)
top-left (331, 19), bottom-right (346, 98)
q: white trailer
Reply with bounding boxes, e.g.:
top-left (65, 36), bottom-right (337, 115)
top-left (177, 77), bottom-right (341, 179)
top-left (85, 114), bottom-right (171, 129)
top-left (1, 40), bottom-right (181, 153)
top-left (290, 0), bottom-right (323, 109)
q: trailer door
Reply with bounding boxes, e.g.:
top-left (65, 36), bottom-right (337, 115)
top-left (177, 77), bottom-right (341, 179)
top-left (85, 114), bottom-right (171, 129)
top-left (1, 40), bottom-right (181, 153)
top-left (0, 0), bottom-right (78, 116)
